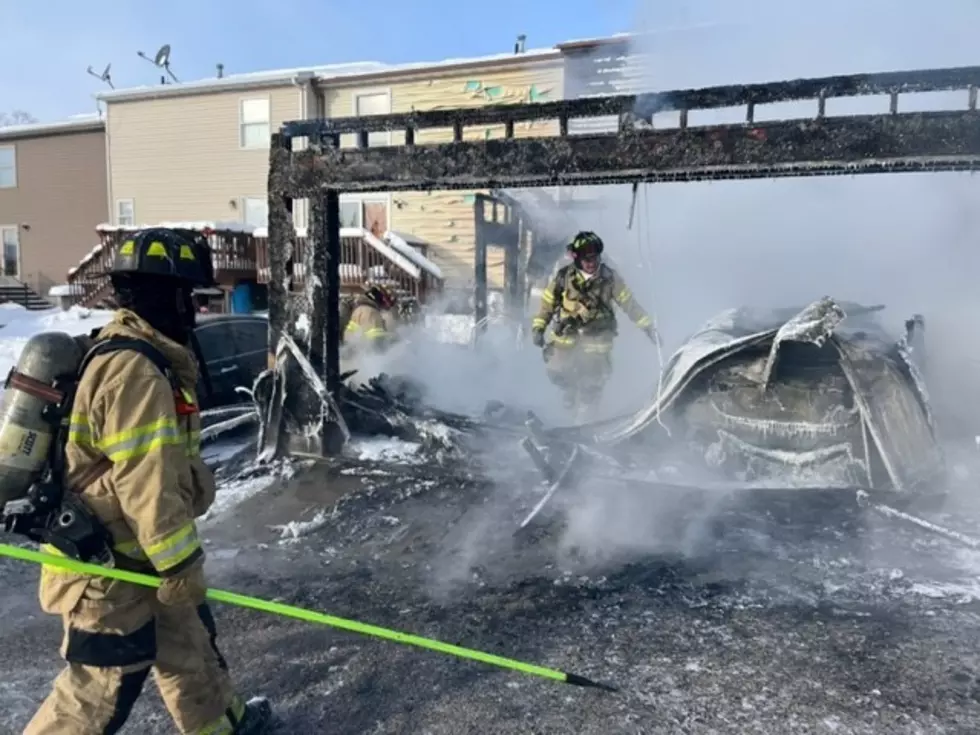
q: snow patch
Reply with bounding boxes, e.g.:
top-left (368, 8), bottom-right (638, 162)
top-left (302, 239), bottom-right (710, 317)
top-left (96, 221), bottom-right (254, 234)
top-left (0, 305), bottom-right (114, 379)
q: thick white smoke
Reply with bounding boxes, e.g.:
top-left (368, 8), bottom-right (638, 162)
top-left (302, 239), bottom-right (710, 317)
top-left (365, 0), bottom-right (980, 588)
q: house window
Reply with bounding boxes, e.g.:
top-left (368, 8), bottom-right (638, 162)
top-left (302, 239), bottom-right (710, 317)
top-left (0, 147), bottom-right (15, 188)
top-left (339, 195), bottom-right (389, 238)
top-left (1, 227), bottom-right (19, 277)
top-left (115, 199), bottom-right (134, 227)
top-left (354, 91), bottom-right (391, 147)
top-left (242, 197), bottom-right (268, 228)
top-left (240, 98), bottom-right (271, 149)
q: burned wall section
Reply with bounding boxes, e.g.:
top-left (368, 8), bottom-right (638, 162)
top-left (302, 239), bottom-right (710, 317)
top-left (266, 63), bottom-right (980, 456)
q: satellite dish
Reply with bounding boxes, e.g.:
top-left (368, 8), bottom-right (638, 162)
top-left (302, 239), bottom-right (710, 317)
top-left (86, 62), bottom-right (115, 89)
top-left (153, 44), bottom-right (171, 68)
top-left (137, 44), bottom-right (180, 84)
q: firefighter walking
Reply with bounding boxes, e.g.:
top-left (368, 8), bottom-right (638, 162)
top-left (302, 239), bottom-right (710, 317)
top-left (24, 228), bottom-right (273, 734)
top-left (531, 231), bottom-right (659, 418)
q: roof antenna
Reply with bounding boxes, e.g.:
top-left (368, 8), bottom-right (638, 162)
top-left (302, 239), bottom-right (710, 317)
top-left (86, 62), bottom-right (115, 90)
top-left (137, 44), bottom-right (180, 84)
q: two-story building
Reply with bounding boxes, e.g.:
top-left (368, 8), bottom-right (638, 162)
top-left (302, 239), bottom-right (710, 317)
top-left (0, 115), bottom-right (108, 303)
top-left (96, 47), bottom-right (564, 289)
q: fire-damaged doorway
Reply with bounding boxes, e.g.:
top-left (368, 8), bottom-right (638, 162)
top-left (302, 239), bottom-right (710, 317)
top-left (263, 63), bottom-right (980, 456)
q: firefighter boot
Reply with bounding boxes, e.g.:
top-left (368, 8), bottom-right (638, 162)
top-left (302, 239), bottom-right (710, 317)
top-left (235, 697), bottom-right (276, 734)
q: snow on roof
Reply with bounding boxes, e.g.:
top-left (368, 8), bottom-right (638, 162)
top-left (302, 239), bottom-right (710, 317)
top-left (554, 33), bottom-right (634, 50)
top-left (96, 62), bottom-right (390, 103)
top-left (314, 47), bottom-right (561, 84)
top-left (96, 221), bottom-right (255, 234)
top-left (384, 231), bottom-right (443, 281)
top-left (97, 42), bottom-right (567, 105)
top-left (0, 114), bottom-right (104, 141)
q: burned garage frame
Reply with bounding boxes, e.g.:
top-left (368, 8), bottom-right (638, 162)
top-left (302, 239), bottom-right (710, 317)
top-left (265, 63), bottom-right (980, 451)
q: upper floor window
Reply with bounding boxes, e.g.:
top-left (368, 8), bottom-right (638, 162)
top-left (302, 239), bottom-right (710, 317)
top-left (115, 198), bottom-right (135, 227)
top-left (0, 147), bottom-right (16, 188)
top-left (354, 91), bottom-right (391, 147)
top-left (240, 97), bottom-right (271, 149)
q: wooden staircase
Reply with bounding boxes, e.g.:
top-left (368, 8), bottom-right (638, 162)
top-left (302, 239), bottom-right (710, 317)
top-left (0, 276), bottom-right (54, 310)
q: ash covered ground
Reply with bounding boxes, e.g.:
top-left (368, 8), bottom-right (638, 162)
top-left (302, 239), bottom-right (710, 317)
top-left (4, 435), bottom-right (980, 734)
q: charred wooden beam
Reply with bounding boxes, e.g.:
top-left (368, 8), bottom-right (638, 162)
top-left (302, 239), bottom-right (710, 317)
top-left (266, 132), bottom-right (293, 362)
top-left (280, 65), bottom-right (980, 139)
top-left (279, 111), bottom-right (980, 194)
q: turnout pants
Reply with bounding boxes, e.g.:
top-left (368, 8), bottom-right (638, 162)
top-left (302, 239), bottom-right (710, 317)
top-left (544, 337), bottom-right (614, 414)
top-left (25, 576), bottom-right (245, 735)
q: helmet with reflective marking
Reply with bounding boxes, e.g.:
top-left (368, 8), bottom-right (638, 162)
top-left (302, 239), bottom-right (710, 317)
top-left (567, 231), bottom-right (604, 259)
top-left (110, 227), bottom-right (215, 286)
top-left (364, 282), bottom-right (398, 310)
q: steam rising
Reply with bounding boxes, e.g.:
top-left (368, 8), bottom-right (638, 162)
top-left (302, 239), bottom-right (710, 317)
top-left (354, 0), bottom-right (980, 593)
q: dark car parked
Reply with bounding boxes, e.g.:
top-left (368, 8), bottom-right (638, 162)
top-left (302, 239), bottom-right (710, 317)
top-left (193, 313), bottom-right (268, 409)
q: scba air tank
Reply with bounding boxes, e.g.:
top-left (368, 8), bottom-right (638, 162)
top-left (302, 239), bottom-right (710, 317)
top-left (0, 332), bottom-right (85, 506)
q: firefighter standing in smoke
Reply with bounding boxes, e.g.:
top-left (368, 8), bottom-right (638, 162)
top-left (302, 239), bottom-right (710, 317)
top-left (24, 228), bottom-right (273, 734)
top-left (343, 282), bottom-right (399, 352)
top-left (531, 231), bottom-right (659, 415)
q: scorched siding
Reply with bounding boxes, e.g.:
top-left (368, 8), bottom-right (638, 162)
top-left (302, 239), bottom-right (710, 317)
top-left (322, 60), bottom-right (563, 286)
top-left (106, 85), bottom-right (302, 226)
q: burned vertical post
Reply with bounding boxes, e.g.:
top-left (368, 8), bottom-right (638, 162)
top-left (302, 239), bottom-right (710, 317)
top-left (304, 130), bottom-right (345, 454)
top-left (473, 194), bottom-right (489, 334)
top-left (266, 132), bottom-right (293, 357)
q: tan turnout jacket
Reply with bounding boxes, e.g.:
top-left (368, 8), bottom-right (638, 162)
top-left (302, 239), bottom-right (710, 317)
top-left (39, 309), bottom-right (214, 612)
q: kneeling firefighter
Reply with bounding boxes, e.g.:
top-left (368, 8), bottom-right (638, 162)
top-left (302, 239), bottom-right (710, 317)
top-left (530, 231), bottom-right (659, 417)
top-left (343, 282), bottom-right (399, 353)
top-left (1, 227), bottom-right (274, 734)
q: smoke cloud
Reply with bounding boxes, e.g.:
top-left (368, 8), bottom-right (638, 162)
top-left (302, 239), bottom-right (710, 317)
top-left (358, 0), bottom-right (980, 590)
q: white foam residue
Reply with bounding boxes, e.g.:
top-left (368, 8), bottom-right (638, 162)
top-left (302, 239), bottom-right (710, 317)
top-left (274, 508), bottom-right (331, 540)
top-left (294, 313), bottom-right (311, 337)
top-left (351, 436), bottom-right (423, 463)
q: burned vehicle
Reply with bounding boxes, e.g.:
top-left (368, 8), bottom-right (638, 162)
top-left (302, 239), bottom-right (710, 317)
top-left (535, 296), bottom-right (944, 506)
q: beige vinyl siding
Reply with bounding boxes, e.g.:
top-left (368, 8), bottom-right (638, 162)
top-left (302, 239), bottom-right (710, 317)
top-left (106, 85), bottom-right (301, 226)
top-left (0, 129), bottom-right (107, 293)
top-left (323, 61), bottom-right (563, 286)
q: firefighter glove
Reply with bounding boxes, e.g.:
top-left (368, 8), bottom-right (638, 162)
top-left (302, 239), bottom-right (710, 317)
top-left (157, 557), bottom-right (208, 607)
top-left (531, 329), bottom-right (545, 348)
top-left (644, 326), bottom-right (662, 349)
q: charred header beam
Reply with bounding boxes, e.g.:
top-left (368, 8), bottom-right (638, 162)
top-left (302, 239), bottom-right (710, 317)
top-left (273, 111), bottom-right (980, 194)
top-left (281, 64), bottom-right (980, 139)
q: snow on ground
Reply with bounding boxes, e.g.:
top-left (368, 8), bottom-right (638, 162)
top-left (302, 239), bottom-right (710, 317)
top-left (0, 305), bottom-right (114, 378)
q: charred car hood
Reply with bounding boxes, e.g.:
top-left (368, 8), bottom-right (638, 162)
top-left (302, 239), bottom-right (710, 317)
top-left (551, 296), bottom-right (943, 494)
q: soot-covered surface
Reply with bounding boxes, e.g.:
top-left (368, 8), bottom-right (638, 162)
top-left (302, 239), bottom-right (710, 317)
top-left (4, 448), bottom-right (980, 734)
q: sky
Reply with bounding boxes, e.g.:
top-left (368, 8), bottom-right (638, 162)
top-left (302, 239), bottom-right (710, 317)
top-left (0, 0), bottom-right (640, 122)
top-left (2, 0), bottom-right (977, 122)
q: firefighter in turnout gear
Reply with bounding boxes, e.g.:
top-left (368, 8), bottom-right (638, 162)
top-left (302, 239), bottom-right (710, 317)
top-left (344, 282), bottom-right (399, 352)
top-left (531, 231), bottom-right (659, 417)
top-left (25, 228), bottom-right (274, 734)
